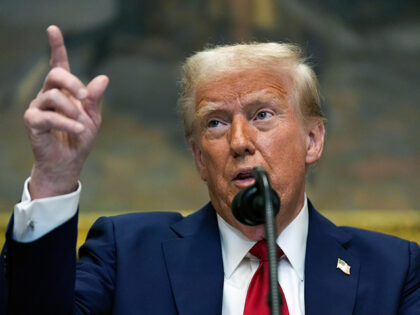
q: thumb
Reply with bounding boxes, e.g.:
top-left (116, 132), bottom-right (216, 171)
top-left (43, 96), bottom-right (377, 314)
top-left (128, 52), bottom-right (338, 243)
top-left (84, 75), bottom-right (109, 126)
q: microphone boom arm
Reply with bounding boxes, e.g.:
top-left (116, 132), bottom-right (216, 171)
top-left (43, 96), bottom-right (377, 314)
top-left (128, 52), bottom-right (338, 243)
top-left (252, 166), bottom-right (281, 315)
top-left (232, 166), bottom-right (282, 315)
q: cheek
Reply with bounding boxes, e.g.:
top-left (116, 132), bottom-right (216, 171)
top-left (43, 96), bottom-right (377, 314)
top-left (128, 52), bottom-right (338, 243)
top-left (200, 141), bottom-right (227, 179)
top-left (201, 143), bottom-right (235, 194)
top-left (257, 128), bottom-right (306, 181)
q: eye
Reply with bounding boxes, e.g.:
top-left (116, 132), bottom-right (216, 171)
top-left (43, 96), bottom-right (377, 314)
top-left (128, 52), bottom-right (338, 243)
top-left (255, 110), bottom-right (273, 120)
top-left (208, 119), bottom-right (221, 128)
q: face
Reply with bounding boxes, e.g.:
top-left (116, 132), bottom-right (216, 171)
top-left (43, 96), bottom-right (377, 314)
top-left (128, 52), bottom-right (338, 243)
top-left (189, 68), bottom-right (325, 240)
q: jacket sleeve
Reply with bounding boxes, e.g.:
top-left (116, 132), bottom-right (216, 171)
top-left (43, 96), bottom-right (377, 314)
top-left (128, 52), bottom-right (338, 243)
top-left (399, 241), bottom-right (420, 314)
top-left (74, 216), bottom-right (117, 314)
top-left (1, 214), bottom-right (118, 315)
top-left (2, 213), bottom-right (78, 314)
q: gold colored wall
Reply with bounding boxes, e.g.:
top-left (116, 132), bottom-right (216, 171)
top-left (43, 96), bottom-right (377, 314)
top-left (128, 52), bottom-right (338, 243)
top-left (1, 211), bottom-right (419, 250)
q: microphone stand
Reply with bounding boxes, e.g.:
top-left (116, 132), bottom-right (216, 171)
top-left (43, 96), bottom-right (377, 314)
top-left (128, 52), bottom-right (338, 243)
top-left (252, 167), bottom-right (281, 315)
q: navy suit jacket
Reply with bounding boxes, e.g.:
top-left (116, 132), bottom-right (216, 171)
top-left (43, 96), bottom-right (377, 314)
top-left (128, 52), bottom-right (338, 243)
top-left (1, 201), bottom-right (419, 314)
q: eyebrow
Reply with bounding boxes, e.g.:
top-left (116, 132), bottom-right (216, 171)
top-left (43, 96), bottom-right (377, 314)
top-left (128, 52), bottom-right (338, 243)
top-left (195, 89), bottom-right (287, 119)
top-left (241, 90), bottom-right (285, 108)
top-left (196, 102), bottom-right (224, 120)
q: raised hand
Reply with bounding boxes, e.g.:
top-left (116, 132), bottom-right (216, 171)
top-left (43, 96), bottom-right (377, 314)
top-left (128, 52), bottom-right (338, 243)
top-left (24, 25), bottom-right (109, 199)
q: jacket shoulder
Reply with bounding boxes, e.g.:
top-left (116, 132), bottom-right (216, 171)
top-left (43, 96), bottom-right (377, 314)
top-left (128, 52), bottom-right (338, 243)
top-left (107, 211), bottom-right (184, 227)
top-left (91, 211), bottom-right (185, 241)
top-left (338, 225), bottom-right (419, 274)
top-left (340, 225), bottom-right (417, 253)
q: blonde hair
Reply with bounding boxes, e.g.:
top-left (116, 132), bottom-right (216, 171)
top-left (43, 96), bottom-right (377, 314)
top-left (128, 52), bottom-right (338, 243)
top-left (178, 42), bottom-right (325, 139)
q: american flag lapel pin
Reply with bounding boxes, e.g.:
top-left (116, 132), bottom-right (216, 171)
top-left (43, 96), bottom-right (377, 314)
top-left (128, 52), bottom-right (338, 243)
top-left (337, 258), bottom-right (351, 275)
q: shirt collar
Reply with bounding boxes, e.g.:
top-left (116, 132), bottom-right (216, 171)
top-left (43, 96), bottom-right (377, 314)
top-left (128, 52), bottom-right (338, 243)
top-left (217, 212), bottom-right (255, 279)
top-left (217, 195), bottom-right (308, 281)
top-left (277, 196), bottom-right (308, 281)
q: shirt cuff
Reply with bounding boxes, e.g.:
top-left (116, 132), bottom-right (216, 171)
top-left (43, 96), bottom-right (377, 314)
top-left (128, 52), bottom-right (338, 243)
top-left (13, 177), bottom-right (81, 243)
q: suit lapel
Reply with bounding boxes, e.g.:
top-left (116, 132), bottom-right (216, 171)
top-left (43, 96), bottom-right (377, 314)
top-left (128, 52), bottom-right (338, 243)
top-left (305, 202), bottom-right (360, 315)
top-left (162, 203), bottom-right (224, 315)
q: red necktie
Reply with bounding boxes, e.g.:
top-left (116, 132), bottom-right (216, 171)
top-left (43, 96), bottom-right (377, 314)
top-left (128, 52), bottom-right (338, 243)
top-left (244, 240), bottom-right (290, 315)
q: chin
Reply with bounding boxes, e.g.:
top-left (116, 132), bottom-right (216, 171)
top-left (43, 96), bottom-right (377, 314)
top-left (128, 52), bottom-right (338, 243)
top-left (238, 223), bottom-right (266, 241)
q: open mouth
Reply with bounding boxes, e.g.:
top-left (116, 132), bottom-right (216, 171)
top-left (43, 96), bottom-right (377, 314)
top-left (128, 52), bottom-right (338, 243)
top-left (233, 169), bottom-right (255, 187)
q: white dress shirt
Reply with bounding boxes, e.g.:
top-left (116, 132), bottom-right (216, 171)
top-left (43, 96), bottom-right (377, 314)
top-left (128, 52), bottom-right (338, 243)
top-left (13, 179), bottom-right (308, 314)
top-left (217, 197), bottom-right (308, 315)
top-left (13, 178), bottom-right (81, 242)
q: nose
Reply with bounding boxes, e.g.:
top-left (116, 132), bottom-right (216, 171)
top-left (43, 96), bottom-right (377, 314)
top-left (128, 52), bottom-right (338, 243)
top-left (228, 115), bottom-right (256, 158)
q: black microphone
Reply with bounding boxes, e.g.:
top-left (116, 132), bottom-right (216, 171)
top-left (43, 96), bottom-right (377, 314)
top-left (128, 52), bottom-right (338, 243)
top-left (232, 166), bottom-right (280, 226)
top-left (231, 165), bottom-right (283, 315)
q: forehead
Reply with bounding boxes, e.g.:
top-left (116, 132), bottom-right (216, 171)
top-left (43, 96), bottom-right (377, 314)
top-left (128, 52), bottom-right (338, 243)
top-left (195, 68), bottom-right (290, 107)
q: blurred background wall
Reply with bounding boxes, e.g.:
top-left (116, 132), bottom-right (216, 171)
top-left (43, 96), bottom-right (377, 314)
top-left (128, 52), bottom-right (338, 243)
top-left (0, 0), bottom-right (419, 220)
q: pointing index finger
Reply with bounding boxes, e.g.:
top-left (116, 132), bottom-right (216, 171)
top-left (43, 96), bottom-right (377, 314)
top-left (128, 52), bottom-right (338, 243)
top-left (47, 25), bottom-right (70, 71)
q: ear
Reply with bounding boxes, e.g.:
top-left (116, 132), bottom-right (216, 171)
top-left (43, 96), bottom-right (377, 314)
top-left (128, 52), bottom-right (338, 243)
top-left (305, 119), bottom-right (325, 165)
top-left (189, 138), bottom-right (208, 182)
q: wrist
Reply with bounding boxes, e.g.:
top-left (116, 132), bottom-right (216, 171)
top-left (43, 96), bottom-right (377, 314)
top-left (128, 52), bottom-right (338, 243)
top-left (29, 165), bottom-right (80, 199)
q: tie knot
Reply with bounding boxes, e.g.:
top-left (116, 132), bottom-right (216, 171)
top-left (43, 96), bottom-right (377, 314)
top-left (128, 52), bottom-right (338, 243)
top-left (250, 240), bottom-right (283, 262)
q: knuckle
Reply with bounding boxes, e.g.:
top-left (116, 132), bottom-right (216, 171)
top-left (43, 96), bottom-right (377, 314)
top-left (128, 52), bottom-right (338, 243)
top-left (38, 89), bottom-right (56, 108)
top-left (46, 67), bottom-right (81, 95)
top-left (42, 112), bottom-right (52, 125)
top-left (51, 66), bottom-right (63, 77)
top-left (46, 68), bottom-right (58, 81)
top-left (29, 99), bottom-right (38, 108)
top-left (71, 81), bottom-right (82, 93)
top-left (47, 67), bottom-right (64, 83)
top-left (46, 88), bottom-right (61, 100)
top-left (23, 109), bottom-right (32, 123)
top-left (23, 108), bottom-right (37, 125)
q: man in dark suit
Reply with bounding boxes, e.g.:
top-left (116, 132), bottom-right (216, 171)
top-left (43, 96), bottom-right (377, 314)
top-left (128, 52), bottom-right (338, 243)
top-left (1, 25), bottom-right (419, 314)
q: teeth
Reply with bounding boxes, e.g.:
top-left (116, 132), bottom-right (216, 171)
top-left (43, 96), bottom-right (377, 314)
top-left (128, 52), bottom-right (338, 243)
top-left (237, 173), bottom-right (252, 180)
